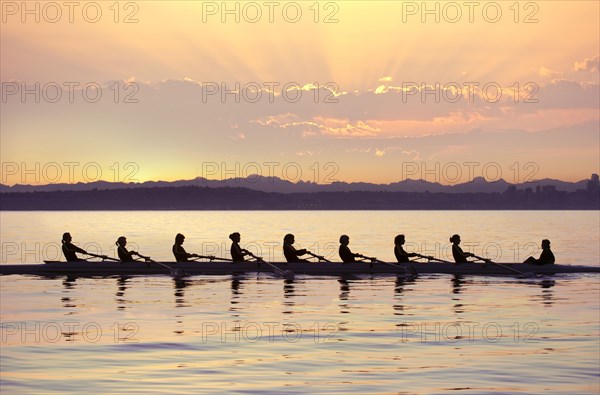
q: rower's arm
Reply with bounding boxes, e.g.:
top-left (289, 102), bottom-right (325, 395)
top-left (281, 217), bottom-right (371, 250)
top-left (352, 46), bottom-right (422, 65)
top-left (73, 245), bottom-right (87, 254)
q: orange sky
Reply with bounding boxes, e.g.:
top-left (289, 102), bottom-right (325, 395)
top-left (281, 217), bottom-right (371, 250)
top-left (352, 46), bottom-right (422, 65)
top-left (1, 1), bottom-right (599, 185)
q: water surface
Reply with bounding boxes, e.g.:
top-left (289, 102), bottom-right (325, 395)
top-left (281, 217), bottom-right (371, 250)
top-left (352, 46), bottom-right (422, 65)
top-left (1, 211), bottom-right (599, 394)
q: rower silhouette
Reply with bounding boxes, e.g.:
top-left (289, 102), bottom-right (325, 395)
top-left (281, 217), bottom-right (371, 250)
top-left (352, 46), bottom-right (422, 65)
top-left (229, 232), bottom-right (251, 262)
top-left (449, 234), bottom-right (474, 264)
top-left (283, 234), bottom-right (310, 262)
top-left (394, 234), bottom-right (418, 263)
top-left (116, 236), bottom-right (141, 262)
top-left (338, 235), bottom-right (364, 263)
top-left (524, 239), bottom-right (555, 265)
top-left (172, 233), bottom-right (199, 262)
top-left (61, 232), bottom-right (87, 262)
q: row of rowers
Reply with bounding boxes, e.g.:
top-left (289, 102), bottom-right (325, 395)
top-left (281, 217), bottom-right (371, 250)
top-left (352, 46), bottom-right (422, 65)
top-left (60, 232), bottom-right (555, 265)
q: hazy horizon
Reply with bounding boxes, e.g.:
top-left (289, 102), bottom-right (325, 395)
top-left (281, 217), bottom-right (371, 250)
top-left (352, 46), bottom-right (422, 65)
top-left (1, 172), bottom-right (597, 189)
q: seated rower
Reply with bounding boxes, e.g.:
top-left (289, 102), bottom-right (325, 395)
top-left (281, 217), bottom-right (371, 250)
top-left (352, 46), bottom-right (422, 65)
top-left (116, 236), bottom-right (141, 262)
top-left (172, 233), bottom-right (199, 262)
top-left (62, 232), bottom-right (87, 262)
top-left (524, 239), bottom-right (555, 265)
top-left (450, 234), bottom-right (474, 264)
top-left (339, 235), bottom-right (364, 263)
top-left (229, 232), bottom-right (251, 263)
top-left (394, 234), bottom-right (418, 263)
top-left (283, 234), bottom-right (310, 263)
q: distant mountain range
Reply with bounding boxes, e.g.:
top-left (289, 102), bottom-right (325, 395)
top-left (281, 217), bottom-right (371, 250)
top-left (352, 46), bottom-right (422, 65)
top-left (0, 175), bottom-right (591, 194)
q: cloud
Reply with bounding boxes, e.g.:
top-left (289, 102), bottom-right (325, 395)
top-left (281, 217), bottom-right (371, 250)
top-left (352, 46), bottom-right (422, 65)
top-left (252, 115), bottom-right (380, 137)
top-left (538, 66), bottom-right (561, 77)
top-left (230, 132), bottom-right (245, 140)
top-left (345, 148), bottom-right (372, 153)
top-left (296, 150), bottom-right (319, 156)
top-left (574, 55), bottom-right (599, 72)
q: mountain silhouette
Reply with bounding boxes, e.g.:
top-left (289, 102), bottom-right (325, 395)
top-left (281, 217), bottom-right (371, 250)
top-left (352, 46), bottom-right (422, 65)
top-left (0, 175), bottom-right (591, 194)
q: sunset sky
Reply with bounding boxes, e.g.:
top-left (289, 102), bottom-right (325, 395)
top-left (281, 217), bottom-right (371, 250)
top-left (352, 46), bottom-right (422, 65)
top-left (1, 1), bottom-right (599, 185)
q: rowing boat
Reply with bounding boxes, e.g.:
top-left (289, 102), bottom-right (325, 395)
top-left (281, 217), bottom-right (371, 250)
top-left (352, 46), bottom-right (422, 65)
top-left (0, 261), bottom-right (598, 276)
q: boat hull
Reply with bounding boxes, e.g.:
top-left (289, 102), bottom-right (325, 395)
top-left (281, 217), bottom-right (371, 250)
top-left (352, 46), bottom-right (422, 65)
top-left (0, 261), bottom-right (598, 276)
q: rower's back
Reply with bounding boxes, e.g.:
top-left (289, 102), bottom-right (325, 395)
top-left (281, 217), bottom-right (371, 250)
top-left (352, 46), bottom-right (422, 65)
top-left (173, 244), bottom-right (189, 262)
top-left (451, 244), bottom-right (468, 263)
top-left (62, 242), bottom-right (80, 262)
top-left (339, 244), bottom-right (356, 263)
top-left (231, 242), bottom-right (246, 262)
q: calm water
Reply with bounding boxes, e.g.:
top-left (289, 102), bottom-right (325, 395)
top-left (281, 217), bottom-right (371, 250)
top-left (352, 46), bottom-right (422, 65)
top-left (1, 211), bottom-right (599, 394)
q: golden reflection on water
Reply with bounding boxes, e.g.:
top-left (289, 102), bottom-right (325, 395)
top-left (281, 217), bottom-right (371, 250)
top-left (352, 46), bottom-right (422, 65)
top-left (1, 273), bottom-right (598, 394)
top-left (1, 211), bottom-right (599, 393)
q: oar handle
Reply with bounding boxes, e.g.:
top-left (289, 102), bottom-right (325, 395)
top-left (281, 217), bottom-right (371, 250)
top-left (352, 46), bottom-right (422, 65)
top-left (416, 254), bottom-right (451, 264)
top-left (363, 256), bottom-right (384, 263)
top-left (195, 255), bottom-right (233, 262)
top-left (247, 252), bottom-right (265, 263)
top-left (84, 252), bottom-right (120, 262)
top-left (247, 252), bottom-right (294, 280)
top-left (472, 254), bottom-right (528, 276)
top-left (307, 252), bottom-right (331, 262)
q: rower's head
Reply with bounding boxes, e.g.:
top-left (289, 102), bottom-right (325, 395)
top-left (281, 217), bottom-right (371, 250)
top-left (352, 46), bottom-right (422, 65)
top-left (339, 235), bottom-right (350, 245)
top-left (394, 234), bottom-right (405, 245)
top-left (229, 232), bottom-right (241, 243)
top-left (284, 234), bottom-right (295, 244)
top-left (175, 233), bottom-right (185, 245)
top-left (62, 232), bottom-right (72, 244)
top-left (116, 236), bottom-right (127, 247)
top-left (450, 234), bottom-right (461, 244)
top-left (541, 239), bottom-right (551, 249)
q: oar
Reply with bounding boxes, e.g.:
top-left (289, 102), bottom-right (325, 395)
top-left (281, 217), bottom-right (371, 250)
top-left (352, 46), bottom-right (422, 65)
top-left (84, 252), bottom-right (121, 262)
top-left (472, 254), bottom-right (531, 277)
top-left (415, 253), bottom-right (452, 264)
top-left (248, 252), bottom-right (295, 281)
top-left (362, 255), bottom-right (384, 264)
top-left (193, 255), bottom-right (233, 262)
top-left (140, 255), bottom-right (187, 278)
top-left (307, 251), bottom-right (331, 262)
top-left (363, 256), bottom-right (417, 277)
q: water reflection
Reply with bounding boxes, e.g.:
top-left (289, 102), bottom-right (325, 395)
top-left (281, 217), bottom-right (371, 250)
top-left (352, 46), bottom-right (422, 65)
top-left (173, 277), bottom-right (191, 308)
top-left (115, 276), bottom-right (131, 311)
top-left (451, 275), bottom-right (465, 294)
top-left (230, 275), bottom-right (244, 317)
top-left (451, 275), bottom-right (466, 314)
top-left (393, 275), bottom-right (415, 316)
top-left (282, 279), bottom-right (295, 314)
top-left (539, 280), bottom-right (556, 307)
top-left (61, 276), bottom-right (77, 311)
top-left (338, 277), bottom-right (351, 315)
top-left (524, 279), bottom-right (556, 307)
